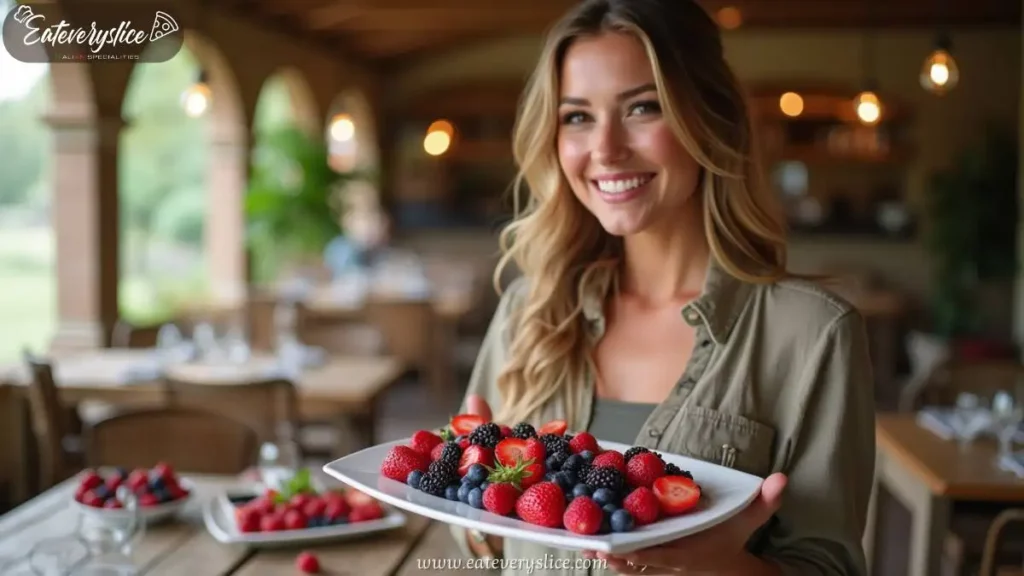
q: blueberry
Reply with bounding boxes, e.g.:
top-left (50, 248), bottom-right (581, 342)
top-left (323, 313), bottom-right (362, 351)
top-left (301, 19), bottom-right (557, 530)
top-left (334, 516), bottom-right (349, 524)
top-left (572, 484), bottom-right (592, 499)
top-left (467, 487), bottom-right (484, 509)
top-left (457, 483), bottom-right (473, 503)
top-left (445, 484), bottom-right (461, 501)
top-left (546, 452), bottom-right (568, 471)
top-left (611, 509), bottom-right (635, 532)
top-left (149, 476), bottom-right (166, 491)
top-left (600, 516), bottom-right (612, 534)
top-left (407, 470), bottom-right (424, 489)
top-left (602, 503), bottom-right (618, 516)
top-left (580, 450), bottom-right (595, 462)
top-left (561, 470), bottom-right (578, 486)
top-left (308, 517), bottom-right (322, 528)
top-left (544, 472), bottom-right (558, 482)
top-left (563, 454), bottom-right (584, 470)
top-left (94, 485), bottom-right (109, 500)
top-left (466, 464), bottom-right (489, 485)
top-left (553, 472), bottom-right (574, 492)
top-left (592, 487), bottom-right (617, 506)
top-left (479, 481), bottom-right (490, 492)
top-left (114, 467), bottom-right (128, 479)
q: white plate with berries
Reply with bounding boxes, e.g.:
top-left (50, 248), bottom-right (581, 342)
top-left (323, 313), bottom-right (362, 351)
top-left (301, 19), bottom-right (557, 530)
top-left (202, 469), bottom-right (406, 547)
top-left (323, 416), bottom-right (763, 554)
top-left (72, 463), bottom-right (193, 525)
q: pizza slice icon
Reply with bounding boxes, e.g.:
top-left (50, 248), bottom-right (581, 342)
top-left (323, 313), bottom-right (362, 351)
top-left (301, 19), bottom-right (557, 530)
top-left (149, 10), bottom-right (179, 42)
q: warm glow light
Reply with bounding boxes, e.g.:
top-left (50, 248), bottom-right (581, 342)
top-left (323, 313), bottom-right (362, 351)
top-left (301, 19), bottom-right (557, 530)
top-left (181, 83), bottom-right (211, 118)
top-left (330, 113), bottom-right (355, 141)
top-left (716, 7), bottom-right (742, 30)
top-left (424, 130), bottom-right (451, 156)
top-left (779, 92), bottom-right (804, 117)
top-left (853, 91), bottom-right (882, 125)
top-left (920, 49), bottom-right (960, 95)
top-left (428, 119), bottom-right (455, 138)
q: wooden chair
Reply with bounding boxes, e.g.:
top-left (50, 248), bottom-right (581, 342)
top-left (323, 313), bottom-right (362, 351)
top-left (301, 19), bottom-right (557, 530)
top-left (979, 507), bottom-right (1024, 576)
top-left (364, 298), bottom-right (452, 404)
top-left (21, 350), bottom-right (82, 490)
top-left (85, 407), bottom-right (258, 475)
top-left (161, 376), bottom-right (299, 450)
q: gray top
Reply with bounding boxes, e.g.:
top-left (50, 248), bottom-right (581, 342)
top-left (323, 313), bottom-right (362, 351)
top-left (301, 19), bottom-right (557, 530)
top-left (586, 397), bottom-right (659, 445)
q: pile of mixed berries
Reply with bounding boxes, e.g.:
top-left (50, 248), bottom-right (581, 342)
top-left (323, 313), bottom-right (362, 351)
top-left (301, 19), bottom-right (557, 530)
top-left (380, 414), bottom-right (701, 535)
top-left (74, 462), bottom-right (190, 508)
top-left (233, 469), bottom-right (384, 533)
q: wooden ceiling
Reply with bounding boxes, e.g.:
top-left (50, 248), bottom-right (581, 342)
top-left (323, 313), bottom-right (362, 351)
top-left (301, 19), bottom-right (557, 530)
top-left (236, 0), bottom-right (1022, 64)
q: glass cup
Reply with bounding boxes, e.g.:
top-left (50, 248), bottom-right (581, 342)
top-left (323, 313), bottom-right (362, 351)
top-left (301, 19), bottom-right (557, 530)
top-left (69, 486), bottom-right (145, 575)
top-left (992, 390), bottom-right (1024, 459)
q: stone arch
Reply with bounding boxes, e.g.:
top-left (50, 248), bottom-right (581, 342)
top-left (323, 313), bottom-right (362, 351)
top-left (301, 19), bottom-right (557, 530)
top-left (255, 66), bottom-right (321, 138)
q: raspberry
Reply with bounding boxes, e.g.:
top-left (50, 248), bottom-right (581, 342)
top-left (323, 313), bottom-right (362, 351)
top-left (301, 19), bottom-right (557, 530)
top-left (296, 551), bottom-right (320, 573)
top-left (568, 432), bottom-right (600, 455)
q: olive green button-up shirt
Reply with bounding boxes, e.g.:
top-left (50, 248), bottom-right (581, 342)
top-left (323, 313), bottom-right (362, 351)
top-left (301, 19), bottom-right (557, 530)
top-left (450, 260), bottom-right (876, 576)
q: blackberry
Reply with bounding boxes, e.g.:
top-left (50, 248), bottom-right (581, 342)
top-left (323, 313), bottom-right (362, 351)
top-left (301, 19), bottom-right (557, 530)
top-left (577, 463), bottom-right (594, 484)
top-left (665, 463), bottom-right (693, 479)
top-left (623, 446), bottom-right (650, 462)
top-left (469, 422), bottom-right (502, 449)
top-left (440, 443), bottom-right (463, 465)
top-left (585, 466), bottom-right (625, 494)
top-left (539, 434), bottom-right (570, 457)
top-left (428, 459), bottom-right (458, 485)
top-left (418, 473), bottom-right (447, 496)
top-left (512, 422), bottom-right (537, 439)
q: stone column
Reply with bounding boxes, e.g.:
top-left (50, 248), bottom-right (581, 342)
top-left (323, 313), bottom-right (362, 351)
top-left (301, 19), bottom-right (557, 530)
top-left (45, 112), bottom-right (122, 352)
top-left (205, 130), bottom-right (249, 307)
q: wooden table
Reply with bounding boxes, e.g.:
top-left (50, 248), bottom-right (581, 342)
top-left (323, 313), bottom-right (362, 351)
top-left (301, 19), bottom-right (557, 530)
top-left (865, 413), bottom-right (1024, 576)
top-left (0, 350), bottom-right (407, 507)
top-left (0, 473), bottom-right (482, 575)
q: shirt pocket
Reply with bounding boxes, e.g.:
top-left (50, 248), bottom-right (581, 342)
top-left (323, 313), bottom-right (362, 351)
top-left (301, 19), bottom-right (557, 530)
top-left (661, 406), bottom-right (777, 477)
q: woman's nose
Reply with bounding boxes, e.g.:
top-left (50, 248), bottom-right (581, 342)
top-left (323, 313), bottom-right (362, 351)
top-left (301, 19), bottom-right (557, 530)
top-left (591, 120), bottom-right (630, 164)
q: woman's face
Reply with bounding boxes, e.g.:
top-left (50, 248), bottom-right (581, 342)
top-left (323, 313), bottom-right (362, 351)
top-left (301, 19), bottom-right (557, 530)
top-left (557, 31), bottom-right (701, 237)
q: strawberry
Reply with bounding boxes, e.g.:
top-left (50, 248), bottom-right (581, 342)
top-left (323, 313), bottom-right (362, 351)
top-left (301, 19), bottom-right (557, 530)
top-left (139, 493), bottom-right (160, 507)
top-left (652, 476), bottom-right (702, 516)
top-left (520, 462), bottom-right (545, 488)
top-left (430, 442), bottom-right (446, 462)
top-left (81, 491), bottom-right (104, 507)
top-left (410, 430), bottom-right (443, 456)
top-left (344, 490), bottom-right (375, 508)
top-left (380, 445), bottom-right (429, 482)
top-left (103, 499), bottom-right (122, 509)
top-left (126, 469), bottom-right (149, 493)
top-left (79, 470), bottom-right (103, 491)
top-left (592, 451), bottom-right (626, 474)
top-left (482, 482), bottom-right (520, 515)
top-left (623, 486), bottom-right (660, 526)
top-left (324, 499), bottom-right (349, 521)
top-left (627, 452), bottom-right (666, 488)
top-left (261, 512), bottom-right (286, 531)
top-left (450, 414), bottom-right (487, 436)
top-left (289, 493), bottom-right (313, 510)
top-left (284, 509), bottom-right (307, 530)
top-left (350, 502), bottom-right (384, 522)
top-left (537, 419), bottom-right (567, 436)
top-left (152, 462), bottom-right (176, 482)
top-left (499, 425), bottom-right (514, 438)
top-left (296, 551), bottom-right (320, 573)
top-left (569, 432), bottom-right (600, 455)
top-left (237, 507), bottom-right (262, 532)
top-left (494, 438), bottom-right (546, 468)
top-left (303, 497), bottom-right (327, 519)
top-left (515, 482), bottom-right (566, 528)
top-left (563, 496), bottom-right (603, 535)
top-left (457, 445), bottom-right (495, 477)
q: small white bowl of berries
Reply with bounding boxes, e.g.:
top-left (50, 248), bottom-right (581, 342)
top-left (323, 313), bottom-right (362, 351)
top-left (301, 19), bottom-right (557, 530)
top-left (71, 462), bottom-right (194, 525)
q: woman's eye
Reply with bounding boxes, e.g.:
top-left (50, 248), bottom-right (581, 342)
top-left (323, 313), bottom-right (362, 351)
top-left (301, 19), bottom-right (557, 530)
top-left (629, 100), bottom-right (662, 116)
top-left (561, 111), bottom-right (589, 125)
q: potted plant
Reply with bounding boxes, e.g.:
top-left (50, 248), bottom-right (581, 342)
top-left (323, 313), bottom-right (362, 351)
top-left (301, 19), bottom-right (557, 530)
top-left (244, 123), bottom-right (371, 284)
top-left (924, 122), bottom-right (1018, 356)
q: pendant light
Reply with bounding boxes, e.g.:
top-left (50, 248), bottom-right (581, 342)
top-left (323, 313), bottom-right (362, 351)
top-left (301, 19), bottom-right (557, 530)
top-left (853, 0), bottom-right (882, 126)
top-left (181, 69), bottom-right (211, 118)
top-left (920, 0), bottom-right (959, 95)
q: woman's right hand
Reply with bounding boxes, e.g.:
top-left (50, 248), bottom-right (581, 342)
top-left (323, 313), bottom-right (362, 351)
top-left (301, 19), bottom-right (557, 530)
top-left (463, 394), bottom-right (504, 558)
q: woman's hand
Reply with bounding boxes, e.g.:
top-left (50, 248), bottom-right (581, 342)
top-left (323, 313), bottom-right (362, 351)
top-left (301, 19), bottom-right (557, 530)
top-left (463, 394), bottom-right (505, 558)
top-left (583, 473), bottom-right (788, 575)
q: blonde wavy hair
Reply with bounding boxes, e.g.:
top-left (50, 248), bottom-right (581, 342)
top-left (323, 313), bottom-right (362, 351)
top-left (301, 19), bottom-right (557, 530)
top-left (492, 0), bottom-right (789, 427)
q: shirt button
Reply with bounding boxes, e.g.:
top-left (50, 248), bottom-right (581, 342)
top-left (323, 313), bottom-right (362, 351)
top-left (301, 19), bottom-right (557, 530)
top-left (682, 310), bottom-right (700, 324)
top-left (700, 339), bottom-right (711, 348)
top-left (648, 429), bottom-right (661, 438)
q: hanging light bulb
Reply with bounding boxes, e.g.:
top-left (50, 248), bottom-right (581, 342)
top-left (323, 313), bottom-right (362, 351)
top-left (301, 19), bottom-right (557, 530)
top-left (920, 33), bottom-right (959, 95)
top-left (329, 113), bottom-right (355, 142)
top-left (853, 90), bottom-right (882, 125)
top-left (181, 70), bottom-right (211, 118)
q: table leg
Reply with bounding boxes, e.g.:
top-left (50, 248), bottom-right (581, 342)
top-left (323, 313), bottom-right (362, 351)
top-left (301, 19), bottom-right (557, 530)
top-left (876, 448), bottom-right (951, 576)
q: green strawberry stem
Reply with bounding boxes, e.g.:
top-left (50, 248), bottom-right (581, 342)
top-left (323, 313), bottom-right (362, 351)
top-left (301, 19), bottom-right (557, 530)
top-left (484, 457), bottom-right (535, 490)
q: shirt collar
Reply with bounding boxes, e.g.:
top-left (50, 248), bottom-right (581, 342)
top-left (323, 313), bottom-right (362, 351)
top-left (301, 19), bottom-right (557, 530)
top-left (581, 257), bottom-right (753, 345)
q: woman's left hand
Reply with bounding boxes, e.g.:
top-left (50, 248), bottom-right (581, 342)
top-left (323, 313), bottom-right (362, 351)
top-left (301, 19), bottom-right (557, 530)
top-left (583, 473), bottom-right (788, 575)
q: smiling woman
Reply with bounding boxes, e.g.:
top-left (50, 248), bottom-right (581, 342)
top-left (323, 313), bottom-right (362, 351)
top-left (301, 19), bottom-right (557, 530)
top-left (448, 0), bottom-right (876, 575)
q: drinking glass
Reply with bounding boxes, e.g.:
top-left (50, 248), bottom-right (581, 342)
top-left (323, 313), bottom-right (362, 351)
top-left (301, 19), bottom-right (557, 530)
top-left (952, 392), bottom-right (991, 445)
top-left (258, 440), bottom-right (301, 491)
top-left (68, 486), bottom-right (145, 576)
top-left (992, 389), bottom-right (1024, 460)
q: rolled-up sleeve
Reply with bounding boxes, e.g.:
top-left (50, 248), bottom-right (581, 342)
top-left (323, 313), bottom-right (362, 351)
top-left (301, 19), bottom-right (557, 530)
top-left (757, 310), bottom-right (876, 575)
top-left (448, 276), bottom-right (526, 557)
